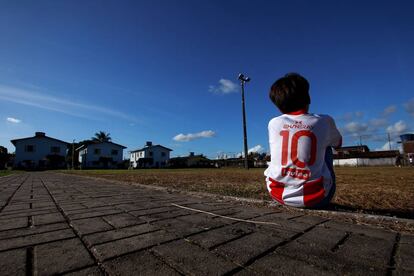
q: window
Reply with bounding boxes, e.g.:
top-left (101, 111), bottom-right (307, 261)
top-left (149, 151), bottom-right (153, 157)
top-left (51, 146), bottom-right (60, 153)
top-left (161, 152), bottom-right (166, 157)
top-left (25, 145), bottom-right (35, 152)
top-left (94, 149), bottom-right (101, 155)
top-left (111, 149), bottom-right (118, 155)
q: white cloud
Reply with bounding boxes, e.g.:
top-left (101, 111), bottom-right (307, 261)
top-left (248, 144), bottom-right (265, 153)
top-left (404, 98), bottom-right (414, 116)
top-left (383, 105), bottom-right (396, 116)
top-left (369, 118), bottom-right (387, 127)
top-left (173, 130), bottom-right (215, 142)
top-left (339, 111), bottom-right (364, 122)
top-left (0, 84), bottom-right (138, 122)
top-left (386, 120), bottom-right (407, 134)
top-left (375, 141), bottom-right (402, 152)
top-left (344, 121), bottom-right (368, 134)
top-left (6, 117), bottom-right (21, 124)
top-left (375, 141), bottom-right (395, 151)
top-left (209, 79), bottom-right (238, 94)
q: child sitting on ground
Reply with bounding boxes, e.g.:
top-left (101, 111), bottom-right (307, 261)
top-left (264, 73), bottom-right (342, 208)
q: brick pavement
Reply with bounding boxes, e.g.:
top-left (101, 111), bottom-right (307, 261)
top-left (0, 172), bottom-right (413, 275)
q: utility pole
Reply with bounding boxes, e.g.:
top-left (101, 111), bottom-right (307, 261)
top-left (387, 133), bottom-right (392, 150)
top-left (238, 73), bottom-right (251, 169)
top-left (72, 139), bottom-right (75, 170)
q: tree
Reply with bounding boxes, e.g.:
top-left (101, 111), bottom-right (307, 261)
top-left (0, 146), bottom-right (9, 169)
top-left (92, 131), bottom-right (111, 142)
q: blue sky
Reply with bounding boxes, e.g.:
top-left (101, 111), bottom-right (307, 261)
top-left (1, 0), bottom-right (413, 158)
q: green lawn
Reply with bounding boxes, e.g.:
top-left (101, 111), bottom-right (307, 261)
top-left (0, 170), bottom-right (19, 177)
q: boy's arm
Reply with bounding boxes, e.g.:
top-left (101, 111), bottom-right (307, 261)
top-left (326, 116), bottom-right (342, 148)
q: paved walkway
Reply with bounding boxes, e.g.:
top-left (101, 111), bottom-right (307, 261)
top-left (0, 173), bottom-right (413, 275)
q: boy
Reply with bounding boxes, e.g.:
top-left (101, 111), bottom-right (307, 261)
top-left (264, 73), bottom-right (342, 208)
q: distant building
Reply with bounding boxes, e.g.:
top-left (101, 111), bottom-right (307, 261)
top-left (11, 132), bottom-right (69, 169)
top-left (129, 141), bottom-right (172, 168)
top-left (334, 145), bottom-right (370, 156)
top-left (333, 145), bottom-right (399, 166)
top-left (77, 141), bottom-right (126, 169)
top-left (169, 152), bottom-right (213, 168)
top-left (400, 134), bottom-right (414, 165)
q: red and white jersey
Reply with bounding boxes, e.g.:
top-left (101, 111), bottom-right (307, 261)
top-left (264, 111), bottom-right (342, 207)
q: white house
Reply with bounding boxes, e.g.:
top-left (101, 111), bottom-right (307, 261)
top-left (11, 132), bottom-right (69, 169)
top-left (77, 141), bottom-right (126, 169)
top-left (130, 141), bottom-right (172, 168)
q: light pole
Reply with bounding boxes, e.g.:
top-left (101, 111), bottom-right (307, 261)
top-left (72, 139), bottom-right (75, 170)
top-left (238, 73), bottom-right (251, 169)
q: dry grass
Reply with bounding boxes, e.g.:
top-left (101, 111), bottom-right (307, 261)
top-left (63, 167), bottom-right (414, 218)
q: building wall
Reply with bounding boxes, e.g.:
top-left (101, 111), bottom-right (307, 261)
top-left (130, 146), bottom-right (170, 168)
top-left (14, 138), bottom-right (68, 168)
top-left (334, 157), bottom-right (396, 167)
top-left (79, 142), bottom-right (124, 168)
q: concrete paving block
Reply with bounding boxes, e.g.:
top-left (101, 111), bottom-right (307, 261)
top-left (244, 252), bottom-right (336, 275)
top-left (322, 220), bottom-right (396, 240)
top-left (0, 248), bottom-right (26, 276)
top-left (129, 206), bottom-right (178, 217)
top-left (61, 266), bottom-right (103, 276)
top-left (152, 239), bottom-right (239, 275)
top-left (289, 214), bottom-right (329, 225)
top-left (0, 209), bottom-right (60, 220)
top-left (92, 230), bottom-right (178, 261)
top-left (104, 250), bottom-right (180, 276)
top-left (1, 204), bottom-right (30, 213)
top-left (64, 206), bottom-right (116, 215)
top-left (0, 222), bottom-right (69, 240)
top-left (151, 218), bottom-right (209, 237)
top-left (0, 217), bottom-right (28, 231)
top-left (174, 213), bottom-right (229, 230)
top-left (334, 232), bottom-right (395, 268)
top-left (68, 209), bottom-right (123, 220)
top-left (0, 229), bottom-right (75, 251)
top-left (187, 222), bottom-right (257, 249)
top-left (274, 226), bottom-right (389, 275)
top-left (84, 223), bottom-right (159, 246)
top-left (395, 234), bottom-right (414, 274)
top-left (35, 238), bottom-right (95, 275)
top-left (33, 212), bottom-right (66, 225)
top-left (102, 213), bottom-right (144, 228)
top-left (213, 231), bottom-right (287, 265)
top-left (138, 208), bottom-right (194, 222)
top-left (71, 217), bottom-right (113, 235)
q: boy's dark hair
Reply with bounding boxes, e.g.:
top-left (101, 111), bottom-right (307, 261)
top-left (269, 73), bottom-right (311, 113)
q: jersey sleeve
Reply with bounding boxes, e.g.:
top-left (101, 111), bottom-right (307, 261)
top-left (325, 116), bottom-right (342, 148)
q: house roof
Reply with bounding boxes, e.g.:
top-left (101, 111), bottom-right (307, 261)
top-left (130, 144), bottom-right (173, 153)
top-left (76, 141), bottom-right (127, 151)
top-left (334, 150), bottom-right (399, 159)
top-left (335, 145), bottom-right (370, 153)
top-left (11, 134), bottom-right (70, 146)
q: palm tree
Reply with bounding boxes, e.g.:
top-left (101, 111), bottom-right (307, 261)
top-left (92, 131), bottom-right (112, 142)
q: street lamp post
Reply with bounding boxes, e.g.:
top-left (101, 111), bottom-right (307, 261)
top-left (238, 73), bottom-right (251, 169)
top-left (72, 139), bottom-right (75, 170)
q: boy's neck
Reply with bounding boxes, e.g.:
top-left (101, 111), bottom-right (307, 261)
top-left (286, 109), bottom-right (308, 115)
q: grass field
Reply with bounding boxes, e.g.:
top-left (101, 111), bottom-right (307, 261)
top-left (0, 170), bottom-right (19, 177)
top-left (62, 166), bottom-right (414, 219)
